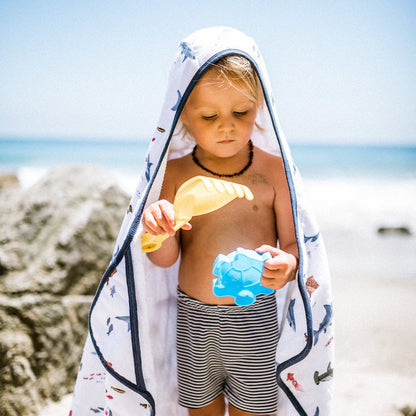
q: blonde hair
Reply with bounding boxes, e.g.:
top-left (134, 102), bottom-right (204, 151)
top-left (208, 55), bottom-right (263, 107)
top-left (175, 54), bottom-right (264, 143)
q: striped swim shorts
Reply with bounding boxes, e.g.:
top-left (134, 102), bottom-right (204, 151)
top-left (176, 288), bottom-right (280, 414)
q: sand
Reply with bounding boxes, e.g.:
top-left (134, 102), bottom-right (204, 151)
top-left (39, 233), bottom-right (416, 415)
top-left (332, 275), bottom-right (416, 415)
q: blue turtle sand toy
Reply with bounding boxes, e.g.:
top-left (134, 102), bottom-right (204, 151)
top-left (212, 247), bottom-right (274, 306)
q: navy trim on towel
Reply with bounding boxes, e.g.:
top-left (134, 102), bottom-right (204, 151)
top-left (125, 246), bottom-right (146, 389)
top-left (131, 48), bottom-right (312, 415)
top-left (91, 47), bottom-right (313, 416)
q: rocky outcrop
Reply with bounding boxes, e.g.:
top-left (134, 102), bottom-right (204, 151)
top-left (0, 165), bottom-right (130, 416)
top-left (377, 226), bottom-right (412, 236)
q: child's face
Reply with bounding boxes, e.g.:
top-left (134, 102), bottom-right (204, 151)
top-left (181, 69), bottom-right (258, 158)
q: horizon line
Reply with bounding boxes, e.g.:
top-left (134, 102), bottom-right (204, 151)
top-left (0, 135), bottom-right (415, 147)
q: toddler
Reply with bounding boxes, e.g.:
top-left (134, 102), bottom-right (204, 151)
top-left (142, 55), bottom-right (298, 416)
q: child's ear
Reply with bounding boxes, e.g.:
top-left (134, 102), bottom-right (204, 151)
top-left (180, 107), bottom-right (188, 126)
top-left (176, 112), bottom-right (191, 138)
top-left (180, 109), bottom-right (191, 133)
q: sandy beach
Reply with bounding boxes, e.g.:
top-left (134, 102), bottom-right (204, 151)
top-left (332, 276), bottom-right (416, 415)
top-left (39, 231), bottom-right (416, 416)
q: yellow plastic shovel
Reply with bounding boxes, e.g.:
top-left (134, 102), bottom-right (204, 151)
top-left (141, 175), bottom-right (254, 252)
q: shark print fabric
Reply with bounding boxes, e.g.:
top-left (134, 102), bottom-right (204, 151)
top-left (70, 27), bottom-right (334, 416)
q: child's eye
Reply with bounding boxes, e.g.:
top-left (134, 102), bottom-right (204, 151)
top-left (202, 114), bottom-right (217, 120)
top-left (233, 111), bottom-right (248, 117)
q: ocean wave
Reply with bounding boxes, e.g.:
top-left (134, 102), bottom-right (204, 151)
top-left (304, 178), bottom-right (416, 237)
top-left (17, 166), bottom-right (51, 189)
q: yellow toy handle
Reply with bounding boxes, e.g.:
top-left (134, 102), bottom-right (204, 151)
top-left (141, 219), bottom-right (188, 253)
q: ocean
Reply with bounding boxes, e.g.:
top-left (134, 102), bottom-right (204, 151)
top-left (1, 137), bottom-right (415, 279)
top-left (1, 138), bottom-right (415, 182)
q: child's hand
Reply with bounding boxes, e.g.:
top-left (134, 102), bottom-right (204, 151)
top-left (256, 245), bottom-right (298, 290)
top-left (142, 200), bottom-right (192, 236)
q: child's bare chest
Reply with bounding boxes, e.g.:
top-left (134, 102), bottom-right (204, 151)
top-left (181, 177), bottom-right (276, 248)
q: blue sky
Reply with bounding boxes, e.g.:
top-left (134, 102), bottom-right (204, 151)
top-left (1, 0), bottom-right (415, 144)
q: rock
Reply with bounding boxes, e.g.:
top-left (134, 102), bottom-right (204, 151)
top-left (0, 165), bottom-right (130, 295)
top-left (0, 165), bottom-right (130, 415)
top-left (0, 294), bottom-right (92, 416)
top-left (377, 226), bottom-right (412, 236)
top-left (400, 406), bottom-right (416, 416)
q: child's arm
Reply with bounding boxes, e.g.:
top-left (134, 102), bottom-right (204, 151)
top-left (141, 173), bottom-right (191, 268)
top-left (256, 159), bottom-right (299, 290)
top-left (142, 200), bottom-right (180, 267)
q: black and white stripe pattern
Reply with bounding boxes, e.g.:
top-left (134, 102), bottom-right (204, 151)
top-left (176, 288), bottom-right (280, 414)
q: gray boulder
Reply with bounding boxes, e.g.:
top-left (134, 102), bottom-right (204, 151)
top-left (0, 165), bottom-right (130, 415)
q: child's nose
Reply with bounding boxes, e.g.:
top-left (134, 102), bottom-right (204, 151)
top-left (219, 115), bottom-right (235, 132)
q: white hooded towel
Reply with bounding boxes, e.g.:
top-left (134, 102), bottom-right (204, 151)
top-left (70, 27), bottom-right (334, 416)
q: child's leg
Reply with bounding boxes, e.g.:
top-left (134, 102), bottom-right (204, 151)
top-left (228, 402), bottom-right (275, 416)
top-left (221, 294), bottom-right (279, 415)
top-left (177, 290), bottom-right (226, 410)
top-left (187, 396), bottom-right (276, 416)
top-left (187, 394), bottom-right (226, 416)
